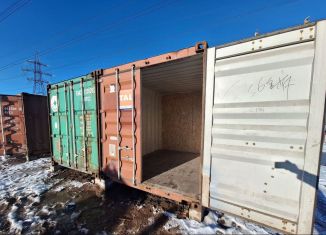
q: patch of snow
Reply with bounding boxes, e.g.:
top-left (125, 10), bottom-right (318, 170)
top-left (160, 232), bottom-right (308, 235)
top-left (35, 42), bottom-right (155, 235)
top-left (69, 180), bottom-right (86, 188)
top-left (40, 205), bottom-right (50, 215)
top-left (0, 157), bottom-right (54, 232)
top-left (0, 155), bottom-right (6, 161)
top-left (52, 180), bottom-right (88, 192)
top-left (8, 204), bottom-right (23, 233)
top-left (96, 232), bottom-right (108, 235)
top-left (80, 227), bottom-right (89, 234)
top-left (53, 185), bottom-right (65, 192)
top-left (71, 211), bottom-right (81, 220)
top-left (0, 158), bottom-right (52, 201)
top-left (164, 211), bottom-right (273, 235)
top-left (136, 204), bottom-right (143, 209)
top-left (315, 166), bottom-right (326, 234)
top-left (152, 206), bottom-right (160, 215)
top-left (148, 217), bottom-right (155, 226)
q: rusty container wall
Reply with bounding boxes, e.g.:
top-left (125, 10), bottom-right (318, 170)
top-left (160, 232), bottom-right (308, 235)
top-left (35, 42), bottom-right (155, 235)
top-left (0, 95), bottom-right (27, 156)
top-left (97, 42), bottom-right (207, 202)
top-left (22, 93), bottom-right (50, 156)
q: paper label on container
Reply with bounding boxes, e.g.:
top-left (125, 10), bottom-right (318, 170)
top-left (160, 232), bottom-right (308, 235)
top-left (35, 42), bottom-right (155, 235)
top-left (119, 89), bottom-right (133, 110)
top-left (110, 136), bottom-right (118, 141)
top-left (110, 84), bottom-right (116, 93)
top-left (51, 96), bottom-right (58, 112)
top-left (109, 144), bottom-right (116, 157)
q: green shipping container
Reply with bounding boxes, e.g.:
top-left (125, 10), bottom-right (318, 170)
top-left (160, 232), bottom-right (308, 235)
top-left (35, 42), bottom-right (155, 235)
top-left (48, 75), bottom-right (99, 175)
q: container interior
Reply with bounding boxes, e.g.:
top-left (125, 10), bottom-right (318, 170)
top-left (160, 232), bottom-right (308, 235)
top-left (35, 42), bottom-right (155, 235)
top-left (141, 54), bottom-right (203, 198)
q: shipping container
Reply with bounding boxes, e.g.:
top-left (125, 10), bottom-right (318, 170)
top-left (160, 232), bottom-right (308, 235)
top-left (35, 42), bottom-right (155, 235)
top-left (48, 75), bottom-right (100, 175)
top-left (93, 20), bottom-right (326, 234)
top-left (0, 93), bottom-right (50, 158)
top-left (94, 42), bottom-right (206, 205)
top-left (49, 20), bottom-right (326, 234)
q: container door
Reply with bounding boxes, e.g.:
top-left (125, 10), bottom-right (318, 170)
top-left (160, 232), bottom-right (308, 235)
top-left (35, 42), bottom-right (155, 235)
top-left (99, 66), bottom-right (141, 185)
top-left (0, 96), bottom-right (5, 156)
top-left (22, 93), bottom-right (50, 156)
top-left (202, 22), bottom-right (326, 234)
top-left (48, 75), bottom-right (99, 175)
top-left (0, 95), bottom-right (27, 156)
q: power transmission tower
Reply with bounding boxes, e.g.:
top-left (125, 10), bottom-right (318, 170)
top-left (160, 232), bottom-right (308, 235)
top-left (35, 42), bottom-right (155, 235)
top-left (22, 53), bottom-right (52, 95)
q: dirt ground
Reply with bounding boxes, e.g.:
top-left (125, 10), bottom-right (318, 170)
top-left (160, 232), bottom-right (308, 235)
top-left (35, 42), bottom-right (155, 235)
top-left (0, 156), bottom-right (189, 235)
top-left (1, 155), bottom-right (300, 235)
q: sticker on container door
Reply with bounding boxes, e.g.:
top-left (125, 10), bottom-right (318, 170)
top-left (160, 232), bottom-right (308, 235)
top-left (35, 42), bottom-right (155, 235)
top-left (119, 89), bottom-right (133, 110)
top-left (51, 96), bottom-right (58, 112)
top-left (109, 144), bottom-right (116, 157)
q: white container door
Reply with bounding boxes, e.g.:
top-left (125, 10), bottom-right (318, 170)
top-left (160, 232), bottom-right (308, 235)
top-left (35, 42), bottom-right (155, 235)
top-left (202, 21), bottom-right (326, 234)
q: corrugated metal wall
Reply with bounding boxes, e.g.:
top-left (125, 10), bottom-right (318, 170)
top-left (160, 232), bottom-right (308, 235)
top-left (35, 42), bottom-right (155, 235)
top-left (202, 23), bottom-right (322, 233)
top-left (142, 87), bottom-right (162, 155)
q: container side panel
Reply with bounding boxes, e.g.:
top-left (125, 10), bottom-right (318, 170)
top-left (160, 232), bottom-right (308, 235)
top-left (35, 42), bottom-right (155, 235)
top-left (0, 95), bottom-right (27, 156)
top-left (141, 87), bottom-right (162, 156)
top-left (204, 34), bottom-right (324, 233)
top-left (49, 76), bottom-right (99, 175)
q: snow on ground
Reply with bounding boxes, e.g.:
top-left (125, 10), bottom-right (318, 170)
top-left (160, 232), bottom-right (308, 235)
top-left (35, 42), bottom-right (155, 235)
top-left (314, 148), bottom-right (326, 234)
top-left (0, 157), bottom-right (52, 201)
top-left (163, 211), bottom-right (274, 235)
top-left (52, 180), bottom-right (88, 192)
top-left (0, 156), bottom-right (54, 233)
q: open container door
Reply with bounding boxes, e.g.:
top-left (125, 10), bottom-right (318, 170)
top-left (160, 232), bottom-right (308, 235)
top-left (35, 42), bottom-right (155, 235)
top-left (202, 21), bottom-right (326, 234)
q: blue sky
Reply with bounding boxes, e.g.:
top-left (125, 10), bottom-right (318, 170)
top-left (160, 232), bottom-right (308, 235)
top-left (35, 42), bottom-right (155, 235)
top-left (0, 0), bottom-right (325, 95)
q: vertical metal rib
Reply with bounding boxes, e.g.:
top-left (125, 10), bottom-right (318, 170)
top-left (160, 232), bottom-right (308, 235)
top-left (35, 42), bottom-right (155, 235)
top-left (70, 83), bottom-right (78, 169)
top-left (80, 78), bottom-right (88, 171)
top-left (115, 69), bottom-right (121, 180)
top-left (56, 85), bottom-right (62, 164)
top-left (131, 65), bottom-right (136, 185)
top-left (64, 83), bottom-right (71, 167)
top-left (0, 96), bottom-right (6, 156)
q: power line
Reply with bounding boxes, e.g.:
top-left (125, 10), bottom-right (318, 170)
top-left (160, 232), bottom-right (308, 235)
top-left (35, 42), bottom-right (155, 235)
top-left (38, 0), bottom-right (178, 56)
top-left (0, 0), bottom-right (177, 72)
top-left (0, 0), bottom-right (31, 24)
top-left (0, 75), bottom-right (25, 82)
top-left (0, 0), bottom-right (299, 78)
top-left (0, 0), bottom-right (131, 61)
top-left (46, 0), bottom-right (300, 73)
top-left (22, 53), bottom-right (52, 95)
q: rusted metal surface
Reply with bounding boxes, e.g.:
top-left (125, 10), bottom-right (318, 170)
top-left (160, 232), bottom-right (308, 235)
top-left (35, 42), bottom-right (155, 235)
top-left (98, 68), bottom-right (141, 184)
top-left (0, 93), bottom-right (50, 157)
top-left (0, 95), bottom-right (26, 156)
top-left (22, 93), bottom-right (50, 156)
top-left (97, 42), bottom-right (207, 202)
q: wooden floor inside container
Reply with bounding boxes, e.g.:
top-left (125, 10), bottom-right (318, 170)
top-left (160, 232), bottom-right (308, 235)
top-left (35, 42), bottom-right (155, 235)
top-left (142, 150), bottom-right (200, 198)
